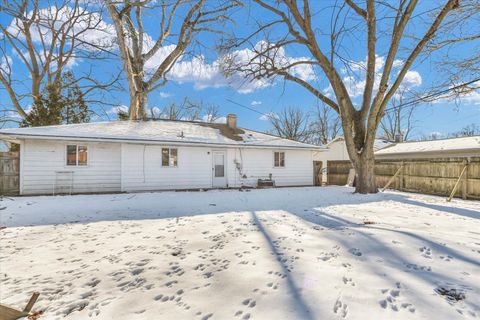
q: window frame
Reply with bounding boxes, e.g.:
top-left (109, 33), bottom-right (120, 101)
top-left (161, 147), bottom-right (178, 167)
top-left (65, 144), bottom-right (89, 167)
top-left (273, 151), bottom-right (285, 168)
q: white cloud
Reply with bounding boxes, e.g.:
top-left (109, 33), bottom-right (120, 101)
top-left (159, 92), bottom-right (172, 98)
top-left (392, 59), bottom-right (404, 68)
top-left (259, 112), bottom-right (277, 121)
top-left (401, 70), bottom-right (422, 88)
top-left (6, 6), bottom-right (115, 52)
top-left (142, 40), bottom-right (316, 94)
top-left (435, 88), bottom-right (480, 105)
top-left (162, 53), bottom-right (271, 94)
top-left (251, 100), bottom-right (262, 106)
top-left (327, 55), bottom-right (422, 99)
top-left (0, 55), bottom-right (13, 75)
top-left (1, 105), bottom-right (33, 120)
top-left (427, 80), bottom-right (480, 106)
top-left (202, 115), bottom-right (227, 123)
top-left (458, 89), bottom-right (480, 105)
top-left (107, 105), bottom-right (128, 115)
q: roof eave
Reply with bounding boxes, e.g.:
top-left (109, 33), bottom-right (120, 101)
top-left (0, 133), bottom-right (324, 150)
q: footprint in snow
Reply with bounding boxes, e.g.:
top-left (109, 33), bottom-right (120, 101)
top-left (348, 248), bottom-right (362, 256)
top-left (379, 283), bottom-right (415, 313)
top-left (333, 298), bottom-right (348, 318)
top-left (419, 246), bottom-right (432, 259)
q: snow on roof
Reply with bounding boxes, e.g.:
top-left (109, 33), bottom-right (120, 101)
top-left (375, 136), bottom-right (480, 156)
top-left (326, 136), bottom-right (393, 151)
top-left (0, 120), bottom-right (322, 149)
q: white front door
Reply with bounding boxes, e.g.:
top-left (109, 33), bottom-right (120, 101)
top-left (212, 151), bottom-right (227, 188)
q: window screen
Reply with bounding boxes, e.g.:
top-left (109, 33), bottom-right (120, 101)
top-left (214, 153), bottom-right (225, 177)
top-left (66, 145), bottom-right (77, 166)
top-left (274, 152), bottom-right (285, 167)
top-left (162, 148), bottom-right (178, 167)
top-left (66, 145), bottom-right (88, 166)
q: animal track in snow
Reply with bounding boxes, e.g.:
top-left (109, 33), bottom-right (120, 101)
top-left (404, 263), bottom-right (432, 272)
top-left (348, 248), bottom-right (362, 257)
top-left (342, 276), bottom-right (355, 286)
top-left (318, 252), bottom-right (338, 261)
top-left (439, 255), bottom-right (453, 262)
top-left (333, 298), bottom-right (348, 318)
top-left (419, 246), bottom-right (432, 259)
top-left (379, 283), bottom-right (415, 313)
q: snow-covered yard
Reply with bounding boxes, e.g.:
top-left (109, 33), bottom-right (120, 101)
top-left (1, 186), bottom-right (479, 320)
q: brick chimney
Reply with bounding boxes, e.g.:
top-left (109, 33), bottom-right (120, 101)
top-left (226, 114), bottom-right (237, 129)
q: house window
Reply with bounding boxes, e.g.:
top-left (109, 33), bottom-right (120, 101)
top-left (274, 151), bottom-right (285, 167)
top-left (66, 145), bottom-right (88, 166)
top-left (162, 148), bottom-right (178, 167)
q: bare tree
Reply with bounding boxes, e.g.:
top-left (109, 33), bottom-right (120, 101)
top-left (203, 104), bottom-right (221, 123)
top-left (148, 97), bottom-right (222, 123)
top-left (429, 1), bottom-right (480, 94)
top-left (308, 103), bottom-right (341, 145)
top-left (419, 132), bottom-right (445, 141)
top-left (153, 97), bottom-right (202, 121)
top-left (268, 106), bottom-right (311, 142)
top-left (380, 88), bottom-right (416, 142)
top-left (0, 0), bottom-right (117, 122)
top-left (106, 0), bottom-right (240, 120)
top-left (222, 0), bottom-right (476, 193)
top-left (449, 123), bottom-right (480, 137)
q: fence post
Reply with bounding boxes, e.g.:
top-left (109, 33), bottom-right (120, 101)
top-left (462, 158), bottom-right (469, 200)
top-left (399, 161), bottom-right (404, 191)
top-left (447, 163), bottom-right (468, 202)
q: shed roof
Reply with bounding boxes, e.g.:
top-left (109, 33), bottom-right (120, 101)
top-left (375, 136), bottom-right (480, 158)
top-left (326, 136), bottom-right (393, 151)
top-left (0, 120), bottom-right (323, 150)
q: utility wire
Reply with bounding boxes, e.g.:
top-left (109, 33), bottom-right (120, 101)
top-left (384, 77), bottom-right (480, 112)
top-left (226, 78), bottom-right (480, 117)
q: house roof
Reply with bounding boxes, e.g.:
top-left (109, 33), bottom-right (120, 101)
top-left (0, 120), bottom-right (323, 150)
top-left (326, 136), bottom-right (393, 151)
top-left (375, 136), bottom-right (480, 158)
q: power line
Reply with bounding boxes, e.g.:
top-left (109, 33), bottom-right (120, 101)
top-left (226, 98), bottom-right (271, 117)
top-left (226, 78), bottom-right (480, 118)
top-left (384, 77), bottom-right (480, 113)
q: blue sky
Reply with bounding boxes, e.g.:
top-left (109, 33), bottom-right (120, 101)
top-left (1, 1), bottom-right (479, 139)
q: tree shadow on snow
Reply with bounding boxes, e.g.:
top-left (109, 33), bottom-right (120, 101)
top-left (251, 211), bottom-right (316, 320)
top-left (294, 209), bottom-right (480, 305)
top-left (3, 187), bottom-right (478, 228)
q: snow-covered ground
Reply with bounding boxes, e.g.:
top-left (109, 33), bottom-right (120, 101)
top-left (1, 186), bottom-right (479, 320)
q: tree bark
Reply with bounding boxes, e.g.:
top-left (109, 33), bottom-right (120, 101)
top-left (130, 90), bottom-right (148, 120)
top-left (351, 146), bottom-right (377, 194)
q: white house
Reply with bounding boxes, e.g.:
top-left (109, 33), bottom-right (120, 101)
top-left (0, 115), bottom-right (323, 195)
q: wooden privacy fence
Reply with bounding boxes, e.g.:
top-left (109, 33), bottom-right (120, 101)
top-left (327, 157), bottom-right (480, 200)
top-left (0, 152), bottom-right (19, 196)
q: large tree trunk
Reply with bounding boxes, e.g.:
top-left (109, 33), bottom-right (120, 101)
top-left (342, 115), bottom-right (378, 194)
top-left (129, 91), bottom-right (148, 120)
top-left (351, 146), bottom-right (377, 194)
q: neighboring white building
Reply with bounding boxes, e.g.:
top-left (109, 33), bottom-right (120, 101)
top-left (0, 115), bottom-right (323, 195)
top-left (313, 136), bottom-right (392, 182)
top-left (375, 136), bottom-right (480, 160)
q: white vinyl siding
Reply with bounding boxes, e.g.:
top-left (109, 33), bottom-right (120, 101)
top-left (19, 139), bottom-right (314, 195)
top-left (21, 140), bottom-right (121, 195)
top-left (121, 144), bottom-right (212, 192)
top-left (227, 148), bottom-right (313, 188)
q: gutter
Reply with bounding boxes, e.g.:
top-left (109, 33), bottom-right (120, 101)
top-left (0, 132), bottom-right (326, 151)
